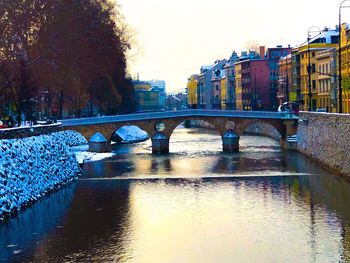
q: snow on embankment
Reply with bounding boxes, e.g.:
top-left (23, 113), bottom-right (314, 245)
top-left (0, 131), bottom-right (84, 221)
top-left (114, 125), bottom-right (149, 143)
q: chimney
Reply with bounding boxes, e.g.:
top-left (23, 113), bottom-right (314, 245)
top-left (259, 46), bottom-right (265, 59)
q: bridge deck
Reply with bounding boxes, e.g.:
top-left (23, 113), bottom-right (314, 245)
top-left (60, 110), bottom-right (298, 126)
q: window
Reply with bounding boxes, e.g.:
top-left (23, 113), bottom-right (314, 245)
top-left (216, 85), bottom-right (219, 91)
top-left (312, 80), bottom-right (316, 89)
top-left (312, 52), bottom-right (315, 57)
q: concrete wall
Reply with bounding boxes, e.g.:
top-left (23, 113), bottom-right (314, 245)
top-left (297, 112), bottom-right (350, 179)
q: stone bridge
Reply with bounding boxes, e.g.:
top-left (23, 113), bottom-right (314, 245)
top-left (60, 110), bottom-right (298, 153)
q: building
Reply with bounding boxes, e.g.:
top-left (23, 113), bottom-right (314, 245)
top-left (166, 92), bottom-right (188, 111)
top-left (267, 46), bottom-right (292, 110)
top-left (277, 54), bottom-right (293, 105)
top-left (147, 80), bottom-right (166, 110)
top-left (339, 23), bottom-right (350, 113)
top-left (132, 80), bottom-right (166, 112)
top-left (198, 59), bottom-right (228, 109)
top-left (211, 69), bottom-right (226, 109)
top-left (187, 75), bottom-right (199, 109)
top-left (234, 57), bottom-right (270, 111)
top-left (316, 48), bottom-right (337, 112)
top-left (235, 63), bottom-right (243, 110)
top-left (292, 28), bottom-right (338, 111)
top-left (224, 51), bottom-right (239, 109)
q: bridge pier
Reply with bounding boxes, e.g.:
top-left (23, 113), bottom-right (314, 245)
top-left (152, 132), bottom-right (169, 154)
top-left (222, 130), bottom-right (239, 152)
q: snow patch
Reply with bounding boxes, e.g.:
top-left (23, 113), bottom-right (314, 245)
top-left (115, 125), bottom-right (149, 143)
top-left (0, 131), bottom-right (81, 221)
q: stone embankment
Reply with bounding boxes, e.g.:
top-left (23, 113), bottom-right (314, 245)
top-left (0, 130), bottom-right (86, 221)
top-left (297, 112), bottom-right (350, 179)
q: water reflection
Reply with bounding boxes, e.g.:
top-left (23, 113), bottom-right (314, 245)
top-left (0, 184), bottom-right (77, 262)
top-left (1, 127), bottom-right (350, 262)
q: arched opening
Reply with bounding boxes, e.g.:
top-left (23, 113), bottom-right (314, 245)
top-left (110, 125), bottom-right (151, 154)
top-left (240, 121), bottom-right (282, 151)
top-left (169, 119), bottom-right (222, 154)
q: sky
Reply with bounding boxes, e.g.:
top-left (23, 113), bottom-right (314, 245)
top-left (117, 0), bottom-right (349, 93)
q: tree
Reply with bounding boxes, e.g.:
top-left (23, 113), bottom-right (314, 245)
top-left (0, 0), bottom-right (133, 124)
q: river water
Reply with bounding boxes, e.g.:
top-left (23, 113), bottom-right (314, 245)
top-left (1, 127), bottom-right (350, 262)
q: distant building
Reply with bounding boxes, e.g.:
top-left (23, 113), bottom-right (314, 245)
top-left (224, 51), bottom-right (239, 109)
top-left (234, 57), bottom-right (270, 110)
top-left (211, 69), bottom-right (226, 109)
top-left (198, 59), bottom-right (228, 109)
top-left (267, 46), bottom-right (292, 110)
top-left (187, 75), bottom-right (199, 109)
top-left (166, 92), bottom-right (188, 111)
top-left (292, 28), bottom-right (338, 111)
top-left (132, 80), bottom-right (166, 112)
top-left (277, 54), bottom-right (292, 106)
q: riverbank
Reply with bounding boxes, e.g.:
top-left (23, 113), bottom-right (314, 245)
top-left (0, 131), bottom-right (85, 221)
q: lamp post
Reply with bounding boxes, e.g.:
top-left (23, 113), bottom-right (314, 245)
top-left (307, 26), bottom-right (321, 111)
top-left (339, 0), bottom-right (350, 113)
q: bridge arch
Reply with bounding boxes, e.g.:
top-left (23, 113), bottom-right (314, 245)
top-left (235, 119), bottom-right (285, 141)
top-left (167, 119), bottom-right (223, 153)
top-left (167, 119), bottom-right (221, 139)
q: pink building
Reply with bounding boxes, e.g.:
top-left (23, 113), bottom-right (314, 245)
top-left (239, 59), bottom-right (270, 110)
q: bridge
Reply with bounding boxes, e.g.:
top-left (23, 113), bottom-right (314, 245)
top-left (60, 110), bottom-right (298, 153)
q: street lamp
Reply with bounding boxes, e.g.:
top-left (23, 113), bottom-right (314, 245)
top-left (339, 0), bottom-right (350, 113)
top-left (307, 26), bottom-right (321, 111)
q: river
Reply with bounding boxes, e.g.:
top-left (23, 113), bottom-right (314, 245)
top-left (1, 127), bottom-right (350, 262)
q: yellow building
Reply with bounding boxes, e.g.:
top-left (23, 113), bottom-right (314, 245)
top-left (235, 63), bottom-right (243, 110)
top-left (339, 23), bottom-right (350, 113)
top-left (220, 77), bottom-right (227, 110)
top-left (295, 30), bottom-right (338, 111)
top-left (316, 49), bottom-right (337, 112)
top-left (187, 75), bottom-right (199, 108)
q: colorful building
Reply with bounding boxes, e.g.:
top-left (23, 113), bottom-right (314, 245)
top-left (187, 75), bottom-right (199, 109)
top-left (211, 69), bottom-right (226, 109)
top-left (132, 80), bottom-right (166, 112)
top-left (293, 29), bottom-right (338, 111)
top-left (224, 51), bottom-right (239, 109)
top-left (267, 46), bottom-right (292, 110)
top-left (339, 23), bottom-right (350, 113)
top-left (235, 63), bottom-right (243, 110)
top-left (277, 54), bottom-right (293, 105)
top-left (234, 58), bottom-right (270, 111)
top-left (198, 59), bottom-right (228, 109)
top-left (316, 48), bottom-right (337, 112)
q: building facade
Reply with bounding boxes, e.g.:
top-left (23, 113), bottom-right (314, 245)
top-left (133, 80), bottom-right (166, 112)
top-left (277, 54), bottom-right (293, 105)
top-left (187, 75), bottom-right (199, 109)
top-left (198, 59), bottom-right (228, 109)
top-left (293, 29), bottom-right (338, 111)
top-left (339, 23), bottom-right (350, 113)
top-left (267, 46), bottom-right (292, 110)
top-left (235, 58), bottom-right (270, 110)
top-left (224, 51), bottom-right (239, 109)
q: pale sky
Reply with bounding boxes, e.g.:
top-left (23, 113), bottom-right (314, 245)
top-left (117, 0), bottom-right (348, 93)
